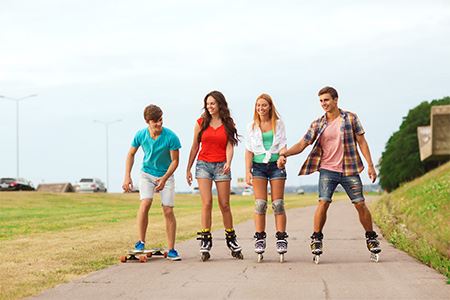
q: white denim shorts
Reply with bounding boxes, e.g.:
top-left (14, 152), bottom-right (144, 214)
top-left (139, 172), bottom-right (175, 207)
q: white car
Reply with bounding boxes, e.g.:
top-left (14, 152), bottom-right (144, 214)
top-left (242, 187), bottom-right (254, 196)
top-left (296, 188), bottom-right (305, 195)
top-left (76, 178), bottom-right (107, 193)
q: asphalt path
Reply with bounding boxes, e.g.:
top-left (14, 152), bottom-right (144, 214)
top-left (33, 199), bottom-right (449, 299)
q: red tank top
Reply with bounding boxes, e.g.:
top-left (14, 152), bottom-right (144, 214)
top-left (197, 118), bottom-right (228, 162)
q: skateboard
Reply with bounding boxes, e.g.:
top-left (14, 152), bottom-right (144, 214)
top-left (120, 248), bottom-right (168, 263)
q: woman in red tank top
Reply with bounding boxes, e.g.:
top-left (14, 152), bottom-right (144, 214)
top-left (186, 91), bottom-right (243, 261)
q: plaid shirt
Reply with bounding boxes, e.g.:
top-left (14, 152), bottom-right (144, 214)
top-left (299, 109), bottom-right (365, 176)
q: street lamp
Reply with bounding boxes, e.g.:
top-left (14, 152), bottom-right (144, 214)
top-left (93, 119), bottom-right (122, 191)
top-left (0, 94), bottom-right (38, 177)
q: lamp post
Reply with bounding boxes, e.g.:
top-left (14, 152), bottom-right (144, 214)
top-left (93, 119), bottom-right (122, 191)
top-left (0, 94), bottom-right (38, 177)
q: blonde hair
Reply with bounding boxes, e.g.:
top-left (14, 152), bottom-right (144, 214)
top-left (252, 93), bottom-right (280, 133)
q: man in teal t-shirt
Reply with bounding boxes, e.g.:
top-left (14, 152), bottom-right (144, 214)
top-left (123, 104), bottom-right (182, 261)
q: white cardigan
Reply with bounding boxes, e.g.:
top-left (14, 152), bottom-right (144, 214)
top-left (245, 119), bottom-right (287, 163)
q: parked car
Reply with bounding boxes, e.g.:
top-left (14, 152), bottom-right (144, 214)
top-left (76, 178), bottom-right (107, 193)
top-left (242, 186), bottom-right (254, 196)
top-left (296, 188), bottom-right (305, 195)
top-left (0, 177), bottom-right (35, 191)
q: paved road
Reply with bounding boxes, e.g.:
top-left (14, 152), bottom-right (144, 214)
top-left (34, 200), bottom-right (449, 299)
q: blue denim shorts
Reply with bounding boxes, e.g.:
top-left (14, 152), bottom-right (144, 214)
top-left (318, 169), bottom-right (364, 203)
top-left (251, 162), bottom-right (287, 181)
top-left (195, 160), bottom-right (231, 181)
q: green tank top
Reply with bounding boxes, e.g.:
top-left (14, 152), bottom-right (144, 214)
top-left (253, 130), bottom-right (279, 163)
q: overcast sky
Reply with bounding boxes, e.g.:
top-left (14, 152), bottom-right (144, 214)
top-left (1, 0), bottom-right (449, 192)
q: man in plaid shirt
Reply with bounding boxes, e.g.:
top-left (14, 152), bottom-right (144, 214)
top-left (278, 86), bottom-right (381, 260)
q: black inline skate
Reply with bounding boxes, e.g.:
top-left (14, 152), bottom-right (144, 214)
top-left (310, 232), bottom-right (323, 264)
top-left (225, 229), bottom-right (243, 260)
top-left (197, 230), bottom-right (212, 261)
top-left (366, 231), bottom-right (381, 262)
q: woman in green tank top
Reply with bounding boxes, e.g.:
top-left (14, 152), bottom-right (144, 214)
top-left (245, 93), bottom-right (289, 262)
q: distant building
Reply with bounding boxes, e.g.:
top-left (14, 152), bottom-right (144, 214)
top-left (418, 105), bottom-right (450, 162)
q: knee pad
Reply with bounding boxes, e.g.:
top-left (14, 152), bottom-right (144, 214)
top-left (272, 199), bottom-right (285, 215)
top-left (255, 199), bottom-right (268, 215)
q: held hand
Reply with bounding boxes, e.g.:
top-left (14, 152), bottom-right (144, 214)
top-left (122, 177), bottom-right (133, 193)
top-left (368, 165), bottom-right (377, 183)
top-left (223, 162), bottom-right (231, 174)
top-left (246, 172), bottom-right (253, 186)
top-left (277, 156), bottom-right (287, 169)
top-left (186, 171), bottom-right (193, 186)
top-left (154, 177), bottom-right (167, 192)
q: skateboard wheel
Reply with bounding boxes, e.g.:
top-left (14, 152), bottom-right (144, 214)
top-left (146, 252), bottom-right (153, 258)
top-left (139, 255), bottom-right (148, 263)
top-left (163, 252), bottom-right (168, 258)
top-left (120, 256), bottom-right (127, 263)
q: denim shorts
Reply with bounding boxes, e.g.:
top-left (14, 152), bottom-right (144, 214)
top-left (251, 162), bottom-right (287, 181)
top-left (195, 160), bottom-right (231, 181)
top-left (318, 169), bottom-right (364, 203)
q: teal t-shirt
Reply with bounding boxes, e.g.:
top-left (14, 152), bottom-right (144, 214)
top-left (253, 130), bottom-right (279, 163)
top-left (131, 127), bottom-right (181, 177)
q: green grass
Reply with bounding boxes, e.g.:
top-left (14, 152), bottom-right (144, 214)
top-left (0, 191), bottom-right (340, 300)
top-left (372, 161), bottom-right (450, 280)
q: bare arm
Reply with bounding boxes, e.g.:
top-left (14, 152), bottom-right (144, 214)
top-left (155, 149), bottom-right (180, 191)
top-left (186, 123), bottom-right (201, 186)
top-left (277, 138), bottom-right (311, 168)
top-left (282, 138), bottom-right (310, 157)
top-left (245, 150), bottom-right (254, 186)
top-left (356, 134), bottom-right (377, 183)
top-left (122, 147), bottom-right (138, 192)
top-left (223, 141), bottom-right (233, 174)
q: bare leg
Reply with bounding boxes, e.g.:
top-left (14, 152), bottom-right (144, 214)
top-left (162, 206), bottom-right (176, 249)
top-left (270, 179), bottom-right (286, 232)
top-left (253, 178), bottom-right (268, 232)
top-left (216, 180), bottom-right (233, 229)
top-left (198, 179), bottom-right (213, 229)
top-left (137, 199), bottom-right (152, 242)
top-left (313, 200), bottom-right (330, 233)
top-left (354, 201), bottom-right (374, 231)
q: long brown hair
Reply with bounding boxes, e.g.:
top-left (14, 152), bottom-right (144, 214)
top-left (198, 91), bottom-right (239, 146)
top-left (252, 93), bottom-right (280, 133)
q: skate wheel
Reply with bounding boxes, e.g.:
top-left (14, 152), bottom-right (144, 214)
top-left (120, 256), bottom-right (127, 263)
top-left (257, 253), bottom-right (263, 263)
top-left (279, 253), bottom-right (284, 263)
top-left (370, 253), bottom-right (379, 262)
top-left (233, 251), bottom-right (244, 260)
top-left (139, 255), bottom-right (148, 263)
top-left (201, 252), bottom-right (210, 262)
top-left (146, 252), bottom-right (153, 258)
top-left (163, 251), bottom-right (168, 258)
top-left (313, 255), bottom-right (320, 264)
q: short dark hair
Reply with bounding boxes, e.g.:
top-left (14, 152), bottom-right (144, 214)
top-left (318, 86), bottom-right (338, 99)
top-left (143, 104), bottom-right (162, 122)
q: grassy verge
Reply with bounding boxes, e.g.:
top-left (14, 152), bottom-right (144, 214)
top-left (0, 191), bottom-right (347, 299)
top-left (372, 161), bottom-right (450, 281)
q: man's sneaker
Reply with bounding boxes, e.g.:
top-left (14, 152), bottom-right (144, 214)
top-left (167, 249), bottom-right (182, 261)
top-left (134, 241), bottom-right (145, 251)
